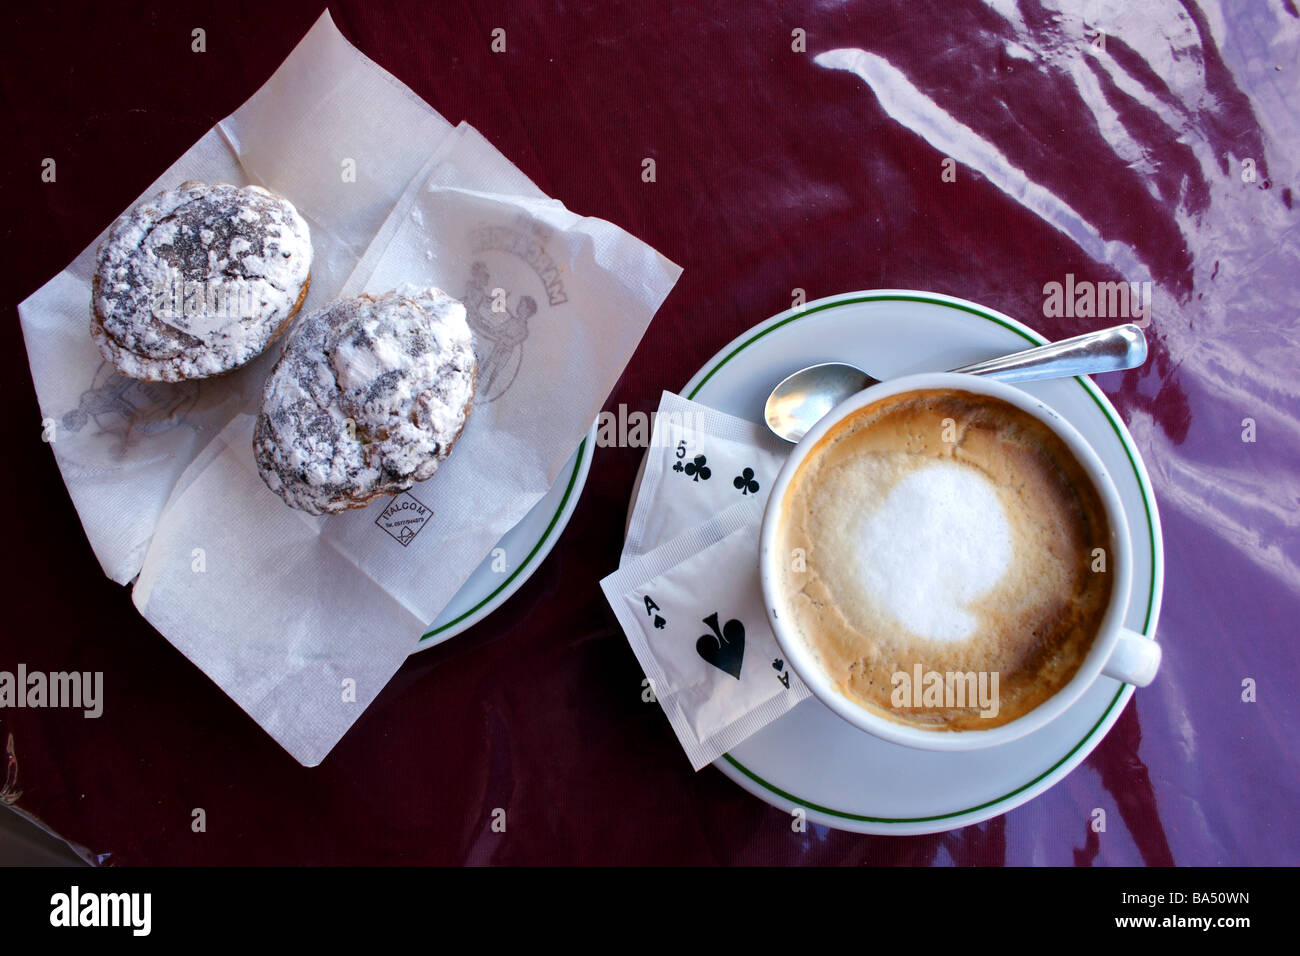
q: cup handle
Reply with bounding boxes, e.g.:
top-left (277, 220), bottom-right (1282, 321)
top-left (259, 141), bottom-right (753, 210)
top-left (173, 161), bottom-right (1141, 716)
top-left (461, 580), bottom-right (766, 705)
top-left (1102, 627), bottom-right (1161, 686)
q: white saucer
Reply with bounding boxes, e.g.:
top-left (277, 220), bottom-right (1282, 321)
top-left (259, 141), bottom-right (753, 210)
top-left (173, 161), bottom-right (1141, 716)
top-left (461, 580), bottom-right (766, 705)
top-left (412, 422), bottom-right (597, 651)
top-left (651, 290), bottom-right (1164, 835)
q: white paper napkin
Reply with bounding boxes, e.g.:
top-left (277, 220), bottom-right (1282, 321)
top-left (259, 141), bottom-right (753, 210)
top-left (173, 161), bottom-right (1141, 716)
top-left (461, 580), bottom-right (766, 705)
top-left (18, 11), bottom-right (682, 765)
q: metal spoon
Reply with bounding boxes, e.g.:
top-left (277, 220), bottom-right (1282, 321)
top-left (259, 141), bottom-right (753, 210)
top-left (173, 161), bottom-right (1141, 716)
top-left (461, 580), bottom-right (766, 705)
top-left (764, 323), bottom-right (1147, 442)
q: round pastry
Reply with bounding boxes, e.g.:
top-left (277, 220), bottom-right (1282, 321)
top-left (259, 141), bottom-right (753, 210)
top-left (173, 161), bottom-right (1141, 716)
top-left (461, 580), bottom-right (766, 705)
top-left (91, 181), bottom-right (312, 381)
top-left (253, 287), bottom-right (478, 515)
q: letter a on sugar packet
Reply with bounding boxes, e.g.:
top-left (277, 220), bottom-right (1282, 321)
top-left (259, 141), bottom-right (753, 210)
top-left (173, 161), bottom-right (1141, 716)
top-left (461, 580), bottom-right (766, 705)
top-left (623, 391), bottom-right (789, 563)
top-left (601, 499), bottom-right (810, 770)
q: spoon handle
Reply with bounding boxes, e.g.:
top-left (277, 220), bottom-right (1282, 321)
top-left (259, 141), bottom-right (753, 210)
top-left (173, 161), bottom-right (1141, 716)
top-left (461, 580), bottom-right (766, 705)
top-left (948, 323), bottom-right (1147, 383)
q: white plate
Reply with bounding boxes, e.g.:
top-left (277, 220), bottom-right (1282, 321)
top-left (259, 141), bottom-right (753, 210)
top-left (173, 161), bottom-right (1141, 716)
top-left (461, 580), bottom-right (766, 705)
top-left (412, 422), bottom-right (597, 651)
top-left (650, 290), bottom-right (1164, 834)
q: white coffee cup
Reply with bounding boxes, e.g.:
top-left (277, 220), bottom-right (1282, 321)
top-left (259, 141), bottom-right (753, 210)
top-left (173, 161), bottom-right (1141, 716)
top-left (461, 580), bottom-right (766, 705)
top-left (758, 372), bottom-right (1160, 751)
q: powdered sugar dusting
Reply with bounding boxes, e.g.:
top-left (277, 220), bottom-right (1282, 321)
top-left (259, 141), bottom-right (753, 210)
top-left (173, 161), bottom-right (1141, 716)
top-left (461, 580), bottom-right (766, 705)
top-left (254, 287), bottom-right (477, 514)
top-left (91, 182), bottom-right (312, 381)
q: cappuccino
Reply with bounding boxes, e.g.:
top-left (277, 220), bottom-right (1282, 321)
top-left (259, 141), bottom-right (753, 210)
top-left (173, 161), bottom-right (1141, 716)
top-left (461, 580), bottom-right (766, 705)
top-left (773, 388), bottom-right (1112, 730)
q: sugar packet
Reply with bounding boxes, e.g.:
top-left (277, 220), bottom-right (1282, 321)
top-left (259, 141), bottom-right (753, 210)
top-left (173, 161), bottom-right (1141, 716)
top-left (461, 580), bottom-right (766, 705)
top-left (601, 498), bottom-right (810, 770)
top-left (623, 391), bottom-right (789, 562)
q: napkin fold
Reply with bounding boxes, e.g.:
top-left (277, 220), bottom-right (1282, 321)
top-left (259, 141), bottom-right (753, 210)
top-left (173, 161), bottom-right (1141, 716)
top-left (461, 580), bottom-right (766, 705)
top-left (19, 11), bottom-right (682, 765)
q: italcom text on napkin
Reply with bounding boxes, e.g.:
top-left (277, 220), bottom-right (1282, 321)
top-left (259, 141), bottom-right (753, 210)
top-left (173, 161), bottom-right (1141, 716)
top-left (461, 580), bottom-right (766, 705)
top-left (17, 11), bottom-right (682, 766)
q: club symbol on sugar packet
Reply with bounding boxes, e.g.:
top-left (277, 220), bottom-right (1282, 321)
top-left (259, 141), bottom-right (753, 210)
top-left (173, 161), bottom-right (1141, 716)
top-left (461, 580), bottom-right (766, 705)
top-left (374, 492), bottom-right (433, 547)
top-left (673, 454), bottom-right (711, 482)
top-left (733, 467), bottom-right (760, 495)
top-left (697, 612), bottom-right (745, 679)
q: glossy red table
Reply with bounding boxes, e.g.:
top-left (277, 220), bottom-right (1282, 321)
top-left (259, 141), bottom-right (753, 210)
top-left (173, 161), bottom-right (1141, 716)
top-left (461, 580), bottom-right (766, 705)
top-left (2, 0), bottom-right (1296, 864)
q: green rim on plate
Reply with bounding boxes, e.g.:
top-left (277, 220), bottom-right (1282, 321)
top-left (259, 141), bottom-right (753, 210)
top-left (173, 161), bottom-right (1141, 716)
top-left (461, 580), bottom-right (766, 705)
top-left (689, 293), bottom-right (1160, 825)
top-left (419, 437), bottom-right (589, 642)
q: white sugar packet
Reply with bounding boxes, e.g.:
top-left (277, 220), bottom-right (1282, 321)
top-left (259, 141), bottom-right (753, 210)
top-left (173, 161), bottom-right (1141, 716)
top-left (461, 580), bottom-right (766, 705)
top-left (602, 498), bottom-right (809, 770)
top-left (19, 11), bottom-right (681, 766)
top-left (623, 391), bottom-right (789, 561)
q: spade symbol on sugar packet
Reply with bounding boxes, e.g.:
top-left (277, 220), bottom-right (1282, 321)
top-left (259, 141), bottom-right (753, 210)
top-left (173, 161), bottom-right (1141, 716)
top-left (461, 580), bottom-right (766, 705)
top-left (643, 595), bottom-right (666, 629)
top-left (697, 612), bottom-right (745, 679)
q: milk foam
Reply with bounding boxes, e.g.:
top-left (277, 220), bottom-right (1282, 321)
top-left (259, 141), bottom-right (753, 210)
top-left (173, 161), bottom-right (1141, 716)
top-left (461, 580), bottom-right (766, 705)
top-left (856, 461), bottom-right (1011, 642)
top-left (776, 388), bottom-right (1112, 730)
